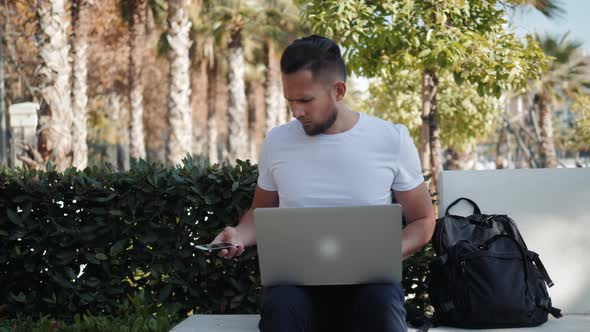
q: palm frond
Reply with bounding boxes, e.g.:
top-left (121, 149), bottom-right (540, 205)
top-left (525, 0), bottom-right (565, 18)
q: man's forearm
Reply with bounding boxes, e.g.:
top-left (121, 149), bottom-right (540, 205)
top-left (401, 216), bottom-right (435, 260)
top-left (235, 208), bottom-right (257, 247)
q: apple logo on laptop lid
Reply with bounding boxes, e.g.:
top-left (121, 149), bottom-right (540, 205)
top-left (318, 236), bottom-right (341, 260)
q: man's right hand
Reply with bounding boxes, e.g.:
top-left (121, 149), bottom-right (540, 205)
top-left (211, 226), bottom-right (245, 259)
top-left (210, 186), bottom-right (278, 260)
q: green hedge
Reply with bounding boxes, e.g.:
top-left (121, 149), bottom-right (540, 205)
top-left (0, 157), bottom-right (433, 322)
top-left (0, 291), bottom-right (181, 332)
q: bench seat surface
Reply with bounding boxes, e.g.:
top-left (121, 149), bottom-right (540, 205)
top-left (170, 314), bottom-right (589, 332)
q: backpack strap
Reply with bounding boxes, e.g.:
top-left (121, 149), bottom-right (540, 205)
top-left (411, 314), bottom-right (439, 332)
top-left (527, 250), bottom-right (555, 287)
top-left (418, 319), bottom-right (433, 332)
top-left (537, 298), bottom-right (563, 318)
top-left (550, 307), bottom-right (563, 318)
top-left (445, 197), bottom-right (482, 216)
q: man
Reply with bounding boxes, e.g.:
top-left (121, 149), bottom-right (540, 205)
top-left (211, 35), bottom-right (435, 332)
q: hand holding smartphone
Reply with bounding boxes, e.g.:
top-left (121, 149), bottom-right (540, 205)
top-left (208, 226), bottom-right (246, 259)
top-left (194, 242), bottom-right (240, 253)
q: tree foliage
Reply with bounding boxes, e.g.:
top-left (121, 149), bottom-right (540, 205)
top-left (366, 71), bottom-right (502, 152)
top-left (303, 0), bottom-right (547, 97)
top-left (569, 94), bottom-right (590, 151)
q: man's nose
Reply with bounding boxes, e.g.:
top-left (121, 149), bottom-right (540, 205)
top-left (290, 104), bottom-right (304, 119)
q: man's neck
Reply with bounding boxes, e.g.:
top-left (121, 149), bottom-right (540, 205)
top-left (323, 105), bottom-right (359, 135)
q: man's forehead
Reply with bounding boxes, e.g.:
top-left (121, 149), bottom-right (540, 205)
top-left (282, 70), bottom-right (337, 88)
top-left (282, 69), bottom-right (315, 82)
top-left (283, 72), bottom-right (320, 96)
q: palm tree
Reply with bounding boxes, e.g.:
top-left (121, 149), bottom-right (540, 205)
top-left (107, 92), bottom-right (131, 170)
top-left (192, 1), bottom-right (226, 164)
top-left (520, 0), bottom-right (564, 17)
top-left (205, 0), bottom-right (258, 163)
top-left (532, 33), bottom-right (590, 168)
top-left (239, 1), bottom-right (298, 161)
top-left (126, 0), bottom-right (147, 160)
top-left (206, 53), bottom-right (221, 164)
top-left (243, 45), bottom-right (266, 160)
top-left (259, 0), bottom-right (302, 132)
top-left (227, 16), bottom-right (249, 162)
top-left (166, 0), bottom-right (193, 165)
top-left (189, 2), bottom-right (210, 159)
top-left (190, 55), bottom-right (209, 158)
top-left (22, 0), bottom-right (73, 171)
top-left (263, 40), bottom-right (282, 132)
top-left (71, 0), bottom-right (93, 169)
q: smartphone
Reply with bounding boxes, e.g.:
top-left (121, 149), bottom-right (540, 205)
top-left (194, 242), bottom-right (239, 253)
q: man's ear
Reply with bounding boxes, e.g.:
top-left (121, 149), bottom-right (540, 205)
top-left (334, 80), bottom-right (347, 102)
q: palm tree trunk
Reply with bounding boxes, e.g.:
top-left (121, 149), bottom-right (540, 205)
top-left (227, 29), bottom-right (248, 162)
top-left (71, 0), bottom-right (90, 169)
top-left (31, 0), bottom-right (73, 171)
top-left (263, 39), bottom-right (288, 130)
top-left (254, 79), bottom-right (266, 159)
top-left (191, 58), bottom-right (209, 158)
top-left (247, 81), bottom-right (255, 161)
top-left (166, 0), bottom-right (192, 165)
top-left (0, 21), bottom-right (7, 165)
top-left (535, 93), bottom-right (558, 168)
top-left (247, 79), bottom-right (265, 161)
top-left (108, 92), bottom-right (130, 171)
top-left (207, 58), bottom-right (219, 163)
top-left (128, 0), bottom-right (147, 160)
top-left (264, 40), bottom-right (280, 133)
top-left (214, 55), bottom-right (229, 163)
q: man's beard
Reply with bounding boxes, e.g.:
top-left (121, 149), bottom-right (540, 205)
top-left (304, 108), bottom-right (338, 136)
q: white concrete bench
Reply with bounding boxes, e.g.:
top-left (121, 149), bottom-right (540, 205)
top-left (170, 314), bottom-right (589, 331)
top-left (171, 168), bottom-right (590, 331)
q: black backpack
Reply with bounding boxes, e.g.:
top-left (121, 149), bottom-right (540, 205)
top-left (424, 198), bottom-right (562, 330)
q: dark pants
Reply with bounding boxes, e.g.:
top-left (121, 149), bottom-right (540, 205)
top-left (258, 282), bottom-right (407, 332)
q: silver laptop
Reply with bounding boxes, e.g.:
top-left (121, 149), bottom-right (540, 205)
top-left (253, 205), bottom-right (403, 286)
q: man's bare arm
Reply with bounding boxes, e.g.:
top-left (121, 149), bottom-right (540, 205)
top-left (394, 183), bottom-right (436, 260)
top-left (211, 186), bottom-right (279, 259)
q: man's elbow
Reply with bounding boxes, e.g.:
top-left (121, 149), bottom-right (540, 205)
top-left (416, 214), bottom-right (436, 246)
top-left (423, 215), bottom-right (436, 244)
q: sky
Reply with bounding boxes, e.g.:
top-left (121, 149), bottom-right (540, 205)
top-left (507, 0), bottom-right (589, 54)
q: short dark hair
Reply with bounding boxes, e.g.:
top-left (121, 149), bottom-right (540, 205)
top-left (280, 35), bottom-right (347, 82)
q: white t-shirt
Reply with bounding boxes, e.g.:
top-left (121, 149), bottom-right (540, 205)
top-left (257, 112), bottom-right (424, 208)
